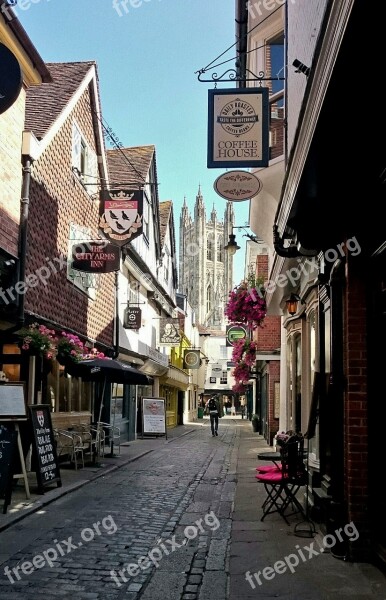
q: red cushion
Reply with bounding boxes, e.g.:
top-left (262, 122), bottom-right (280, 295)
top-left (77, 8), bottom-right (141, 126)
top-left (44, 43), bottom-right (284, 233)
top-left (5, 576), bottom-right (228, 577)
top-left (256, 465), bottom-right (281, 473)
top-left (256, 471), bottom-right (283, 482)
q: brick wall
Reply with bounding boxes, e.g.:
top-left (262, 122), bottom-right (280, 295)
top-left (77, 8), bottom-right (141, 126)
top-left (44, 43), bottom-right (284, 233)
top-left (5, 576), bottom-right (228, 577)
top-left (268, 359), bottom-right (280, 444)
top-left (0, 90), bottom-right (25, 256)
top-left (24, 86), bottom-right (115, 347)
top-left (344, 251), bottom-right (369, 552)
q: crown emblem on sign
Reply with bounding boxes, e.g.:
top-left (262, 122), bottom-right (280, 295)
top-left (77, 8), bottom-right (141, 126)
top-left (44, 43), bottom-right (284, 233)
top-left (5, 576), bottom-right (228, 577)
top-left (110, 190), bottom-right (134, 200)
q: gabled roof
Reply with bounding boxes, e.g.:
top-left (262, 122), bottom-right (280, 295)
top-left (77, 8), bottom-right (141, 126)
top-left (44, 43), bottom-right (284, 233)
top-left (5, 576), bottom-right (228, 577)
top-left (24, 61), bottom-right (95, 139)
top-left (106, 145), bottom-right (155, 188)
top-left (159, 201), bottom-right (172, 246)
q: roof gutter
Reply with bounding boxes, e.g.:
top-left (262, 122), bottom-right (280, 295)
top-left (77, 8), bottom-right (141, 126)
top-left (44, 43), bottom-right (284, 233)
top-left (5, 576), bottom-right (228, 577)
top-left (1, 0), bottom-right (51, 82)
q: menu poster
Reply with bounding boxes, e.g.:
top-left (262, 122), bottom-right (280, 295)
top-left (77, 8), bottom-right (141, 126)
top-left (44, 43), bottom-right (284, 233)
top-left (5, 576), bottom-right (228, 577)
top-left (142, 397), bottom-right (166, 437)
top-left (29, 405), bottom-right (62, 493)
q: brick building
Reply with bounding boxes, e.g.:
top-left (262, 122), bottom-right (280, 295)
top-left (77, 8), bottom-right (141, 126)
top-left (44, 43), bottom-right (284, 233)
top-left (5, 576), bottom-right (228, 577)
top-left (236, 0), bottom-right (386, 562)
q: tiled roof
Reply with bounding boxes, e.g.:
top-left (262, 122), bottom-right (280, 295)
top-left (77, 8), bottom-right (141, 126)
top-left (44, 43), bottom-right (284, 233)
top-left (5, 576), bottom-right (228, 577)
top-left (25, 61), bottom-right (95, 139)
top-left (159, 201), bottom-right (172, 246)
top-left (106, 145), bottom-right (155, 188)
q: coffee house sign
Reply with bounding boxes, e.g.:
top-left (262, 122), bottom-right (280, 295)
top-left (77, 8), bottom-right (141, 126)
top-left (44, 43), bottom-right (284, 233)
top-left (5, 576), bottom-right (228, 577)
top-left (207, 88), bottom-right (269, 169)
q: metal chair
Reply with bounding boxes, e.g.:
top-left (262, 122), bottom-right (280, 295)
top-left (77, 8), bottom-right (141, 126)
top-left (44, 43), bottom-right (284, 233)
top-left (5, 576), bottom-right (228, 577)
top-left (54, 429), bottom-right (85, 470)
top-left (256, 435), bottom-right (307, 524)
top-left (97, 422), bottom-right (121, 455)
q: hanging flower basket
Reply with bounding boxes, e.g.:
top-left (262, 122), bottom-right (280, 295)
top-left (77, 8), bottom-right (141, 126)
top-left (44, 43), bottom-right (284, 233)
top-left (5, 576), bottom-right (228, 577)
top-left (225, 277), bottom-right (266, 330)
top-left (232, 361), bottom-right (251, 383)
top-left (18, 323), bottom-right (57, 359)
top-left (56, 332), bottom-right (85, 365)
top-left (231, 339), bottom-right (258, 366)
top-left (232, 382), bottom-right (247, 394)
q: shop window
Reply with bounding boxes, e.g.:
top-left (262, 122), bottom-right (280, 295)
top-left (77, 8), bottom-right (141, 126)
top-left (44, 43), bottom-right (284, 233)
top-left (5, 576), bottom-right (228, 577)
top-left (45, 361), bottom-right (92, 413)
top-left (1, 343), bottom-right (21, 381)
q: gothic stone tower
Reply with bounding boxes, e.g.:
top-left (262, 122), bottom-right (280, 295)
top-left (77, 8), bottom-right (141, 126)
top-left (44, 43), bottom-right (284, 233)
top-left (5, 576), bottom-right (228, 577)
top-left (179, 187), bottom-right (234, 328)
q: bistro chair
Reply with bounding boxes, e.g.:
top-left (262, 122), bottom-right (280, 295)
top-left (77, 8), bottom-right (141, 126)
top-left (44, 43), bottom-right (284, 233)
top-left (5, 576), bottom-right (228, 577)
top-left (53, 429), bottom-right (85, 470)
top-left (256, 434), bottom-right (307, 524)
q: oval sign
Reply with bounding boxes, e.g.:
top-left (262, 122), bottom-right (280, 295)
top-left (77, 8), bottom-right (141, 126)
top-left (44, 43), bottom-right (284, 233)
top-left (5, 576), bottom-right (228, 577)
top-left (214, 170), bottom-right (263, 202)
top-left (0, 43), bottom-right (23, 115)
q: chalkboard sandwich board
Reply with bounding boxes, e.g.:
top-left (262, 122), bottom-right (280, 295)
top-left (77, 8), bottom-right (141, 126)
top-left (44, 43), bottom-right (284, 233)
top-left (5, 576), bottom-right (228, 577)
top-left (29, 405), bottom-right (62, 493)
top-left (0, 427), bottom-right (18, 514)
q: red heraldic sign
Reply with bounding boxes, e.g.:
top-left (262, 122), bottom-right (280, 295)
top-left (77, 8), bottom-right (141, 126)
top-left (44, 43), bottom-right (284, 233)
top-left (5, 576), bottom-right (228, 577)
top-left (99, 189), bottom-right (143, 246)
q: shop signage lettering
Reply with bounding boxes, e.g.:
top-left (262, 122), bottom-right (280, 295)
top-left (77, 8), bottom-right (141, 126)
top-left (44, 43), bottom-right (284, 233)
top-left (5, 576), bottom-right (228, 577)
top-left (29, 405), bottom-right (61, 493)
top-left (71, 241), bottom-right (120, 273)
top-left (207, 88), bottom-right (269, 169)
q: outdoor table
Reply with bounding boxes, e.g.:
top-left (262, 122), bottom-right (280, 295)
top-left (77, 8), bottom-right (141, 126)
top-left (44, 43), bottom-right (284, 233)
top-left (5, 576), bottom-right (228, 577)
top-left (257, 451), bottom-right (282, 467)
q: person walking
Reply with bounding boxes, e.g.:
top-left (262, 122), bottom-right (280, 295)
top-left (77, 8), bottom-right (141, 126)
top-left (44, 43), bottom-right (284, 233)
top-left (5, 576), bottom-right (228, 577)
top-left (206, 395), bottom-right (221, 436)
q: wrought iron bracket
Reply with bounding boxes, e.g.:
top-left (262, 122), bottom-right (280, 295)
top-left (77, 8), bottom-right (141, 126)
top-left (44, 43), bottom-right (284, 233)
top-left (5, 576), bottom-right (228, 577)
top-left (196, 68), bottom-right (285, 85)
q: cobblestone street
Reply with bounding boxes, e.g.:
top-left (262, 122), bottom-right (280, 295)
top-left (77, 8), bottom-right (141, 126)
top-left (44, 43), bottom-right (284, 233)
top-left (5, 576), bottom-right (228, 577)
top-left (0, 420), bottom-right (239, 600)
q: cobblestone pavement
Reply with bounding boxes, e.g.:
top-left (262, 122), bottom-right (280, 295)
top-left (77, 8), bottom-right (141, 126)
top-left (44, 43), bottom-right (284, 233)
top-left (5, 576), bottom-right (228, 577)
top-left (0, 420), bottom-right (239, 600)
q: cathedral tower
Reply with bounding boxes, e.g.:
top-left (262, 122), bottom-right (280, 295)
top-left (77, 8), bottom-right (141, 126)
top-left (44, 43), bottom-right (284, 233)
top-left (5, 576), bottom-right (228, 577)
top-left (178, 187), bottom-right (235, 328)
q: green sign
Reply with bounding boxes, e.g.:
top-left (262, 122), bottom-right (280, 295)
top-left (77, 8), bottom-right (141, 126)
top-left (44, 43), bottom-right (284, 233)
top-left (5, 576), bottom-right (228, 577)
top-left (226, 324), bottom-right (247, 347)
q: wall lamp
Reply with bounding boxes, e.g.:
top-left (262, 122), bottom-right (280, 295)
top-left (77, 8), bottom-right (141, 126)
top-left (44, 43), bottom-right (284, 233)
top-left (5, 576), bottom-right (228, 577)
top-left (224, 226), bottom-right (262, 255)
top-left (285, 293), bottom-right (300, 316)
top-left (224, 234), bottom-right (240, 256)
top-left (293, 59), bottom-right (310, 77)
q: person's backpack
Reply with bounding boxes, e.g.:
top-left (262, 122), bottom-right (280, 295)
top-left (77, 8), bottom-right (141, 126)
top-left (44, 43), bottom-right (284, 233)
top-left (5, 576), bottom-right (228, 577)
top-left (208, 398), bottom-right (218, 413)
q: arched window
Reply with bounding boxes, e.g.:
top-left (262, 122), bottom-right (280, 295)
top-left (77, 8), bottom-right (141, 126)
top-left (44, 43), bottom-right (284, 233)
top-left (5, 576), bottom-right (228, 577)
top-left (207, 236), bottom-right (213, 261)
top-left (217, 236), bottom-right (223, 262)
top-left (206, 285), bottom-right (212, 313)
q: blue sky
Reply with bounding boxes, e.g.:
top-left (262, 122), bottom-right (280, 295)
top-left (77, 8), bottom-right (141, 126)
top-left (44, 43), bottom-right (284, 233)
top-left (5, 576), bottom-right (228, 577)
top-left (17, 0), bottom-right (249, 281)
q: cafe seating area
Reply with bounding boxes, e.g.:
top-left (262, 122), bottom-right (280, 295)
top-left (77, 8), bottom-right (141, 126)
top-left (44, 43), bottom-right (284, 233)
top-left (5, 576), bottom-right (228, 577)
top-left (51, 412), bottom-right (121, 468)
top-left (256, 433), bottom-right (307, 524)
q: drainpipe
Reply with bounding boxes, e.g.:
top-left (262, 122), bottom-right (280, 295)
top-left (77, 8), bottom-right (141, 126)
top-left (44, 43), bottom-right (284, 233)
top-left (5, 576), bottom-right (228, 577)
top-left (11, 155), bottom-right (32, 330)
top-left (235, 0), bottom-right (248, 88)
top-left (112, 270), bottom-right (119, 358)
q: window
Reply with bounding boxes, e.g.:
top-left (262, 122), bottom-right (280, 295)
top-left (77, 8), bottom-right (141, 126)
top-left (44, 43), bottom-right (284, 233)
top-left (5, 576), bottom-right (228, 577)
top-left (266, 32), bottom-right (284, 98)
top-left (207, 236), bottom-right (213, 261)
top-left (128, 276), bottom-right (140, 304)
top-left (220, 345), bottom-right (228, 359)
top-left (217, 237), bottom-right (223, 262)
top-left (206, 285), bottom-right (212, 313)
top-left (67, 223), bottom-right (96, 299)
top-left (164, 246), bottom-right (170, 282)
top-left (143, 194), bottom-right (150, 240)
top-left (220, 372), bottom-right (228, 384)
top-left (72, 121), bottom-right (98, 194)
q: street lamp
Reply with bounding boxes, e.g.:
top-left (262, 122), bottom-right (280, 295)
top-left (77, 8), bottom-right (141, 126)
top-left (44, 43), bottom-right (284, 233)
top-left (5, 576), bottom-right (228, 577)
top-left (224, 234), bottom-right (240, 256)
top-left (285, 293), bottom-right (300, 316)
top-left (224, 226), bottom-right (261, 255)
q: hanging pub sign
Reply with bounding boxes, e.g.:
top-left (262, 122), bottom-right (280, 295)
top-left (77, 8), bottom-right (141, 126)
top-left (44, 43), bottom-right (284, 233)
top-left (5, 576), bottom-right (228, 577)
top-left (183, 349), bottom-right (201, 369)
top-left (159, 318), bottom-right (181, 346)
top-left (99, 189), bottom-right (143, 247)
top-left (214, 170), bottom-right (263, 201)
top-left (124, 307), bottom-right (142, 329)
top-left (0, 43), bottom-right (22, 115)
top-left (71, 240), bottom-right (120, 273)
top-left (226, 324), bottom-right (248, 347)
top-left (207, 88), bottom-right (269, 169)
